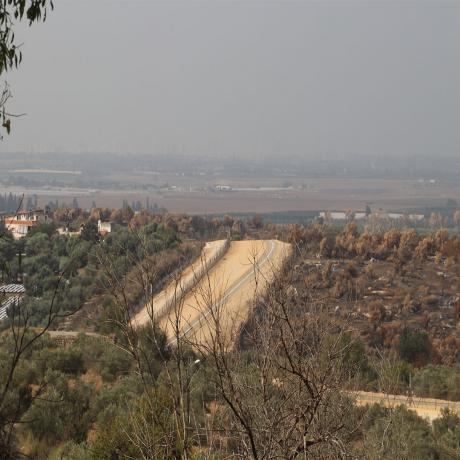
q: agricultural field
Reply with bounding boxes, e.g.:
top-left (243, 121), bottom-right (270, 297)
top-left (2, 151), bottom-right (460, 215)
top-left (1, 177), bottom-right (459, 214)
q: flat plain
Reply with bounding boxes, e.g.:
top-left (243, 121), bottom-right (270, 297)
top-left (2, 177), bottom-right (458, 214)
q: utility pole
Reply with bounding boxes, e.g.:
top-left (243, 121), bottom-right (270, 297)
top-left (16, 252), bottom-right (26, 284)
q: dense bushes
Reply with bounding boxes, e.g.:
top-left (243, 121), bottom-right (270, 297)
top-left (398, 328), bottom-right (432, 366)
top-left (2, 219), bottom-right (460, 458)
top-left (289, 221), bottom-right (460, 264)
top-left (356, 404), bottom-right (460, 459)
top-left (2, 312), bottom-right (460, 458)
top-left (1, 220), bottom-right (182, 327)
top-left (413, 365), bottom-right (460, 401)
top-left (0, 332), bottom-right (143, 456)
top-left (25, 371), bottom-right (93, 445)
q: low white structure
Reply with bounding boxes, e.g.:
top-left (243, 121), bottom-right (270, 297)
top-left (97, 220), bottom-right (112, 235)
top-left (319, 211), bottom-right (366, 220)
top-left (215, 185), bottom-right (232, 191)
top-left (319, 211), bottom-right (424, 222)
top-left (386, 213), bottom-right (424, 221)
top-left (57, 227), bottom-right (82, 237)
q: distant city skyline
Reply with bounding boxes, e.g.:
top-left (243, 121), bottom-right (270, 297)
top-left (1, 1), bottom-right (459, 158)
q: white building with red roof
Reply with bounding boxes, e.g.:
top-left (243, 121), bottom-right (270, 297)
top-left (4, 209), bottom-right (48, 239)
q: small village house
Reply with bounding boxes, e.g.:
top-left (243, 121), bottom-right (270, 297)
top-left (4, 209), bottom-right (48, 239)
top-left (97, 219), bottom-right (112, 236)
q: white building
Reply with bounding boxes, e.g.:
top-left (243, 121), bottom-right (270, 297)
top-left (97, 220), bottom-right (112, 235)
top-left (319, 211), bottom-right (366, 220)
top-left (215, 185), bottom-right (232, 191)
top-left (4, 209), bottom-right (48, 239)
top-left (319, 211), bottom-right (424, 222)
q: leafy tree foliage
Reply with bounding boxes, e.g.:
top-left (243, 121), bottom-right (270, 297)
top-left (361, 405), bottom-right (438, 459)
top-left (433, 408), bottom-right (460, 457)
top-left (398, 328), bottom-right (432, 366)
top-left (0, 219), bottom-right (182, 328)
top-left (25, 370), bottom-right (93, 445)
top-left (1, 0), bottom-right (53, 137)
top-left (413, 365), bottom-right (460, 401)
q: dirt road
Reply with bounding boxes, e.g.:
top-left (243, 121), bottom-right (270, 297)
top-left (133, 239), bottom-right (228, 327)
top-left (160, 239), bottom-right (291, 345)
top-left (354, 391), bottom-right (460, 421)
top-left (132, 239), bottom-right (289, 345)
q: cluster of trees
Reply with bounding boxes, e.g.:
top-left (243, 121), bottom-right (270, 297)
top-left (428, 210), bottom-right (460, 231)
top-left (333, 223), bottom-right (452, 262)
top-left (287, 220), bottom-right (460, 363)
top-left (412, 365), bottom-right (460, 401)
top-left (1, 193), bottom-right (268, 243)
top-left (2, 252), bottom-right (460, 458)
top-left (122, 198), bottom-right (166, 214)
top-left (49, 205), bottom-right (266, 240)
top-left (1, 216), bottom-right (460, 458)
top-left (0, 333), bottom-right (140, 457)
top-left (288, 219), bottom-right (460, 266)
top-left (0, 218), bottom-right (182, 328)
top-left (367, 210), bottom-right (460, 232)
top-left (3, 340), bottom-right (460, 459)
top-left (358, 405), bottom-right (460, 459)
top-left (127, 211), bottom-right (266, 239)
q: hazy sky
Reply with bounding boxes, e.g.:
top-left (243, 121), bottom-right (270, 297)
top-left (1, 0), bottom-right (459, 157)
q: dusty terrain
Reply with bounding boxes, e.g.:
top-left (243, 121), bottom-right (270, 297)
top-left (355, 391), bottom-right (460, 421)
top-left (160, 239), bottom-right (291, 345)
top-left (133, 240), bottom-right (228, 327)
top-left (134, 239), bottom-right (291, 345)
top-left (3, 177), bottom-right (459, 214)
top-left (296, 253), bottom-right (460, 364)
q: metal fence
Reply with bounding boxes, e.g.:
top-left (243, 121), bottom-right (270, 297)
top-left (0, 295), bottom-right (22, 320)
top-left (0, 284), bottom-right (25, 294)
top-left (354, 391), bottom-right (460, 415)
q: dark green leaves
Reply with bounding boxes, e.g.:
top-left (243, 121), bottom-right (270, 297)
top-left (1, 0), bottom-right (53, 137)
top-left (2, 117), bottom-right (10, 133)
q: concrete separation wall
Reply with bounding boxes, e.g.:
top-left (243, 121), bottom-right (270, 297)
top-left (133, 239), bottom-right (230, 326)
top-left (155, 239), bottom-right (230, 318)
top-left (160, 239), bottom-right (292, 346)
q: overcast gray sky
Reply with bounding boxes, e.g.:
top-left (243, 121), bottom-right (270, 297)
top-left (1, 0), bottom-right (459, 157)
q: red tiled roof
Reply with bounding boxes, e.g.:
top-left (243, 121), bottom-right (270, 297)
top-left (5, 219), bottom-right (39, 226)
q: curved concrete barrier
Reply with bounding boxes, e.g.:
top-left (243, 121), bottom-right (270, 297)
top-left (134, 239), bottom-right (230, 326)
top-left (156, 239), bottom-right (230, 318)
